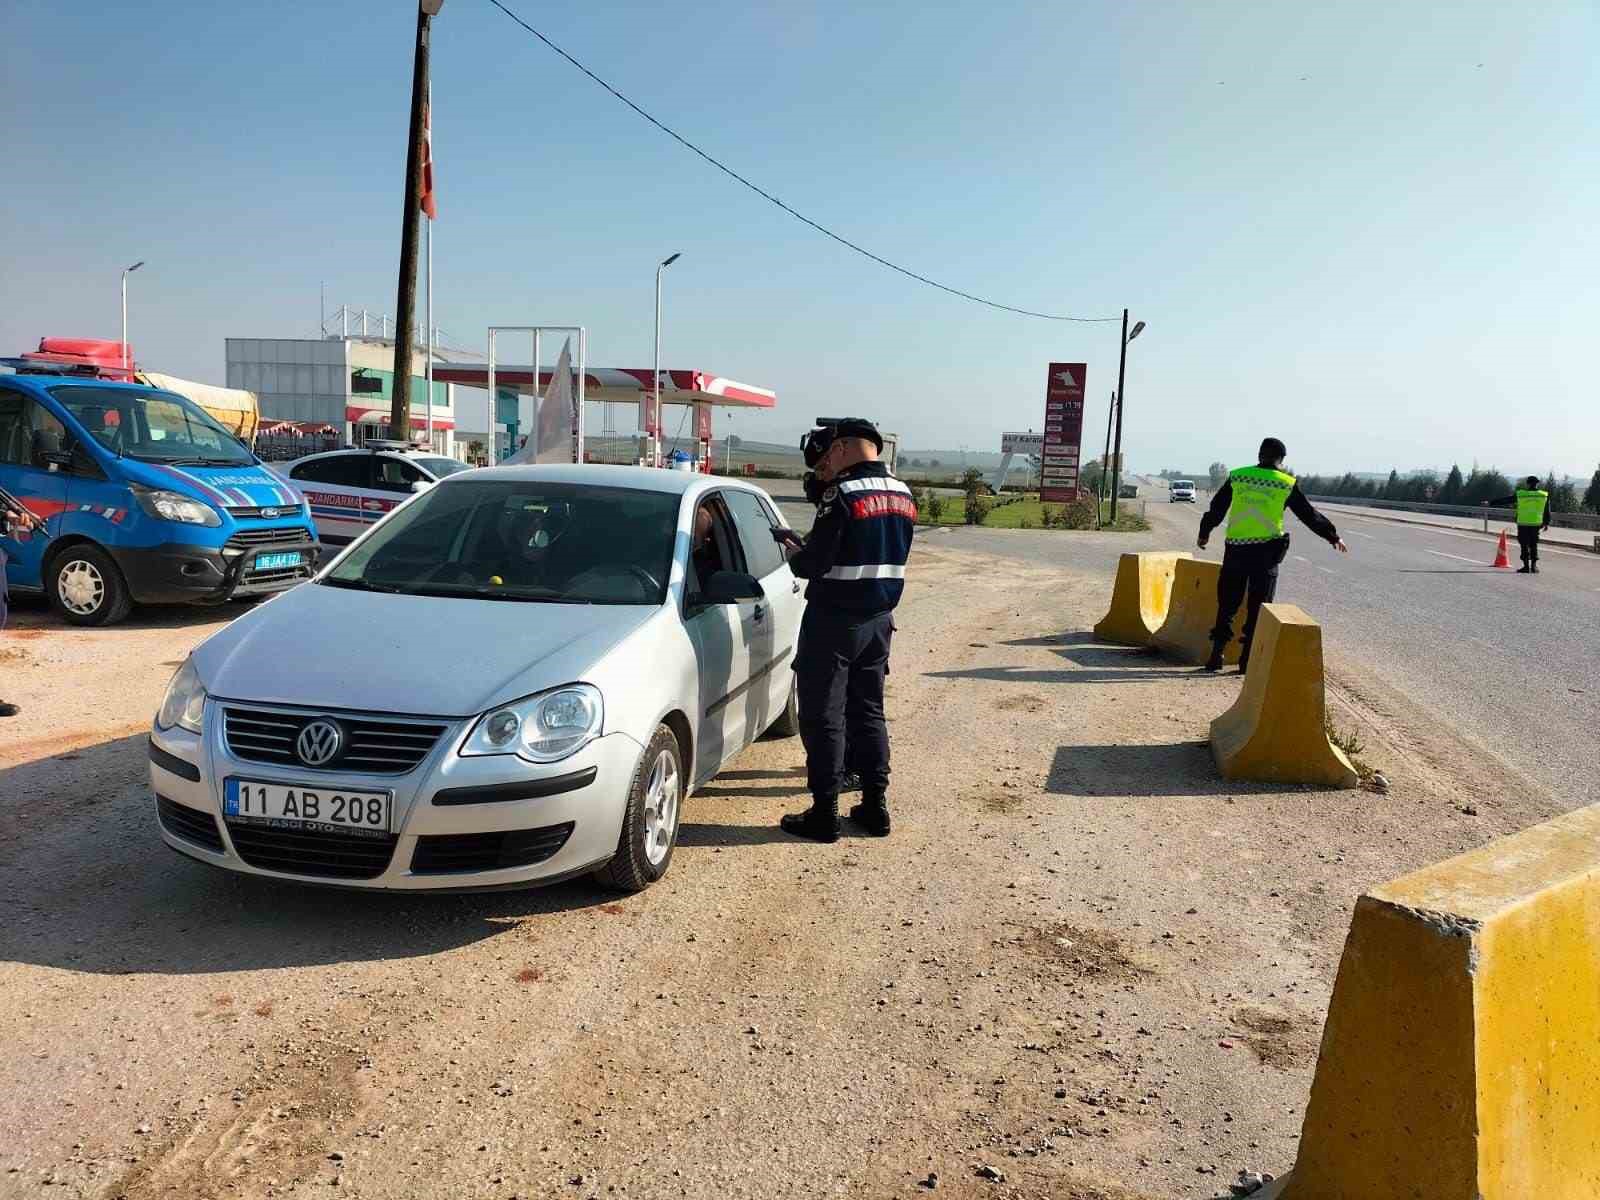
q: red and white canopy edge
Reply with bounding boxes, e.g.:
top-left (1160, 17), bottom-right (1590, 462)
top-left (427, 365), bottom-right (776, 409)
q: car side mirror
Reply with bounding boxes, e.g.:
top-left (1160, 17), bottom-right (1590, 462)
top-left (40, 450), bottom-right (74, 471)
top-left (701, 570), bottom-right (764, 604)
top-left (410, 480), bottom-right (432, 494)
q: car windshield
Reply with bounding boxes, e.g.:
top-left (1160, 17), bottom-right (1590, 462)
top-left (50, 385), bottom-right (253, 465)
top-left (414, 456), bottom-right (473, 478)
top-left (322, 479), bottom-right (679, 605)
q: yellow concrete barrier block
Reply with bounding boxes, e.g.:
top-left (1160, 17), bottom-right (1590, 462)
top-left (1093, 551), bottom-right (1191, 646)
top-left (1208, 604), bottom-right (1357, 789)
top-left (1276, 803), bottom-right (1600, 1199)
top-left (1151, 557), bottom-right (1244, 665)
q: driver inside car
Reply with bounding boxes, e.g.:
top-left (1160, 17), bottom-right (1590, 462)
top-left (493, 500), bottom-right (574, 587)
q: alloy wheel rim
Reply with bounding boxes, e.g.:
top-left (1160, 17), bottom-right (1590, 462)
top-left (641, 749), bottom-right (680, 866)
top-left (59, 561), bottom-right (105, 615)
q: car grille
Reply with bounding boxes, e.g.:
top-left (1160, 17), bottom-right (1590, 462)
top-left (225, 820), bottom-right (398, 880)
top-left (239, 565), bottom-right (312, 588)
top-left (223, 707), bottom-right (449, 774)
top-left (156, 795), bottom-right (225, 853)
top-left (226, 528), bottom-right (309, 551)
top-left (411, 822), bottom-right (575, 874)
top-left (226, 506), bottom-right (301, 522)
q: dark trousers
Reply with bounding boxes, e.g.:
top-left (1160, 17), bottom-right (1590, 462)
top-left (795, 606), bottom-right (893, 802)
top-left (1210, 540), bottom-right (1286, 655)
top-left (1517, 525), bottom-right (1542, 564)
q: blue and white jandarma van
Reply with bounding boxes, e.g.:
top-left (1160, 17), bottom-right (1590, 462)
top-left (0, 374), bottom-right (319, 625)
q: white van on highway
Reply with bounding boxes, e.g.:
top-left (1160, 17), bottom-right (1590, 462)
top-left (1170, 480), bottom-right (1196, 503)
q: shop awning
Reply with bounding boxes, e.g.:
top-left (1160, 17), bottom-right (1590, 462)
top-left (428, 365), bottom-right (776, 408)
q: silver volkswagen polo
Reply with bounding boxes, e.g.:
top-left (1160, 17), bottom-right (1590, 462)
top-left (148, 465), bottom-right (805, 892)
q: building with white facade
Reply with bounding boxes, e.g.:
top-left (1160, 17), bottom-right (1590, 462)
top-left (225, 336), bottom-right (462, 455)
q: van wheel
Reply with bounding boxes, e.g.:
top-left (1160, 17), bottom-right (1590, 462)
top-left (596, 725), bottom-right (683, 893)
top-left (765, 673), bottom-right (801, 738)
top-left (46, 545), bottom-right (133, 626)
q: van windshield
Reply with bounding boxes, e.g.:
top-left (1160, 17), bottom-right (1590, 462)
top-left (49, 385), bottom-right (253, 466)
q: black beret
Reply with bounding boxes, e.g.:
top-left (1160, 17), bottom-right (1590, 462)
top-left (830, 417), bottom-right (883, 452)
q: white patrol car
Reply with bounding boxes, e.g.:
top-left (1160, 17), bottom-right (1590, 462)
top-left (283, 442), bottom-right (474, 545)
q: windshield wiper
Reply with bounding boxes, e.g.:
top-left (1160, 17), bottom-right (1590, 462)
top-left (406, 583), bottom-right (591, 604)
top-left (319, 577), bottom-right (405, 594)
top-left (159, 456), bottom-right (248, 466)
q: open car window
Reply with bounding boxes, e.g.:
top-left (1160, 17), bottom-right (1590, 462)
top-left (324, 479), bottom-right (678, 606)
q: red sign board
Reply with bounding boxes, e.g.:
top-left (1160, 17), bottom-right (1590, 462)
top-left (1039, 363), bottom-right (1086, 502)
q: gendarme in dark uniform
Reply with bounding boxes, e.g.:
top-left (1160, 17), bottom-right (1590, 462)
top-left (774, 419), bottom-right (916, 842)
top-left (1197, 437), bottom-right (1347, 673)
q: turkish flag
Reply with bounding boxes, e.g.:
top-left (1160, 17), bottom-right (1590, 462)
top-left (419, 95), bottom-right (437, 220)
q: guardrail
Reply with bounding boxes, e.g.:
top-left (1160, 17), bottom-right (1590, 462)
top-left (1307, 495), bottom-right (1600, 535)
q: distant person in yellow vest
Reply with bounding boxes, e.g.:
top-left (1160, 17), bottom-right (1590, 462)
top-left (1486, 476), bottom-right (1551, 574)
top-left (1196, 438), bottom-right (1348, 673)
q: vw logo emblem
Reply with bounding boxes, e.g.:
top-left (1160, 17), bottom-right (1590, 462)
top-left (295, 719), bottom-right (344, 767)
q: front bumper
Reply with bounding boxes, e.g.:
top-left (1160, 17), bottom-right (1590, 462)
top-left (113, 537), bottom-right (320, 606)
top-left (148, 714), bottom-right (643, 891)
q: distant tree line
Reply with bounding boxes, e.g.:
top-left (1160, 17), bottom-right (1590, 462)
top-left (1297, 464), bottom-right (1600, 515)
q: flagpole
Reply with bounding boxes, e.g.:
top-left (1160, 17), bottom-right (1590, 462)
top-left (425, 83), bottom-right (434, 452)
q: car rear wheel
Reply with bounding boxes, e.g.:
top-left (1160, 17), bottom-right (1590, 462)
top-left (46, 544), bottom-right (133, 626)
top-left (596, 724), bottom-right (684, 893)
top-left (765, 673), bottom-right (801, 738)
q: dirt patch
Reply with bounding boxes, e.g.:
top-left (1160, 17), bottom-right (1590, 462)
top-left (979, 793), bottom-right (1023, 814)
top-left (106, 1027), bottom-right (369, 1200)
top-left (0, 646), bottom-right (28, 665)
top-left (1232, 1006), bottom-right (1320, 1070)
top-left (997, 693), bottom-right (1049, 714)
top-left (1021, 922), bottom-right (1150, 982)
top-left (3, 629), bottom-right (46, 641)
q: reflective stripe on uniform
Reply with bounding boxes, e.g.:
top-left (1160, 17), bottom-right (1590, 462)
top-left (838, 477), bottom-right (914, 495)
top-left (823, 563), bottom-right (907, 581)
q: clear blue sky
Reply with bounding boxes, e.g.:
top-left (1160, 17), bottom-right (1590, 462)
top-left (5, 1), bottom-right (1596, 476)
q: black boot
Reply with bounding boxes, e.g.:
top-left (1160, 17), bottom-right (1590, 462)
top-left (1517, 564), bottom-right (1531, 574)
top-left (781, 796), bottom-right (840, 843)
top-left (0, 702), bottom-right (18, 718)
top-left (839, 770), bottom-right (863, 795)
top-left (1203, 643), bottom-right (1226, 673)
top-left (848, 795), bottom-right (891, 837)
top-left (1237, 644), bottom-right (1251, 675)
top-left (1531, 561), bottom-right (1540, 574)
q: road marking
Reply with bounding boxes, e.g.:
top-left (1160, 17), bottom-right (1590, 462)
top-left (1292, 554), bottom-right (1310, 563)
top-left (1351, 531), bottom-right (1379, 540)
top-left (1342, 512), bottom-right (1596, 562)
top-left (1315, 565), bottom-right (1337, 575)
top-left (1425, 549), bottom-right (1487, 565)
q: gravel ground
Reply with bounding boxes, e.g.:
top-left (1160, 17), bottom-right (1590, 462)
top-left (0, 524), bottom-right (1561, 1200)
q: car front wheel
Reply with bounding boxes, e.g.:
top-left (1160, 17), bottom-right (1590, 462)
top-left (46, 544), bottom-right (133, 626)
top-left (596, 724), bottom-right (684, 893)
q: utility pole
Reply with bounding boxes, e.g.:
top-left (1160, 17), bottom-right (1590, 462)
top-left (1100, 390), bottom-right (1116, 509)
top-left (120, 261), bottom-right (144, 377)
top-left (1109, 310), bottom-right (1145, 520)
top-left (652, 252), bottom-right (681, 467)
top-left (388, 1), bottom-right (443, 441)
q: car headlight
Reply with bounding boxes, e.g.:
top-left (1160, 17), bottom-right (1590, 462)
top-left (156, 658), bottom-right (208, 734)
top-left (461, 684), bottom-right (604, 763)
top-left (131, 486), bottom-right (221, 527)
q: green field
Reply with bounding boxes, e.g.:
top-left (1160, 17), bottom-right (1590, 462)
top-left (913, 493), bottom-right (1150, 532)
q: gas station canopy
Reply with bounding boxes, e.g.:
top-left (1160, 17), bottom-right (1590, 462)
top-left (429, 365), bottom-right (776, 408)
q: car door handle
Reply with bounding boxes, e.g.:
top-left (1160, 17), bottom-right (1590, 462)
top-left (752, 604), bottom-right (766, 623)
top-left (791, 580), bottom-right (801, 594)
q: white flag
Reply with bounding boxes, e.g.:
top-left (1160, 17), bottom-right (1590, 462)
top-left (503, 339), bottom-right (574, 466)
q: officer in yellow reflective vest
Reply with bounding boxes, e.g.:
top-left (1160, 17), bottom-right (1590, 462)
top-left (1486, 476), bottom-right (1551, 573)
top-left (1197, 438), bottom-right (1348, 672)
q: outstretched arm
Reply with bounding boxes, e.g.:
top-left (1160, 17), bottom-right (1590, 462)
top-left (1288, 485), bottom-right (1346, 552)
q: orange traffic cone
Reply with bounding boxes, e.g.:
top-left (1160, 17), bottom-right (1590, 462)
top-left (1492, 530), bottom-right (1511, 569)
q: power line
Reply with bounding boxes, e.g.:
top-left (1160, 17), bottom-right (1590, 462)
top-left (485, 0), bottom-right (1120, 324)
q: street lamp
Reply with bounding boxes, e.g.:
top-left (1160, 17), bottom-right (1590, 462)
top-left (121, 261), bottom-right (144, 375)
top-left (1109, 311), bottom-right (1146, 519)
top-left (652, 252), bottom-right (681, 467)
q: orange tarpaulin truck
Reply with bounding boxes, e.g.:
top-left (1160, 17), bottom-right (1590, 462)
top-left (5, 338), bottom-right (259, 443)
